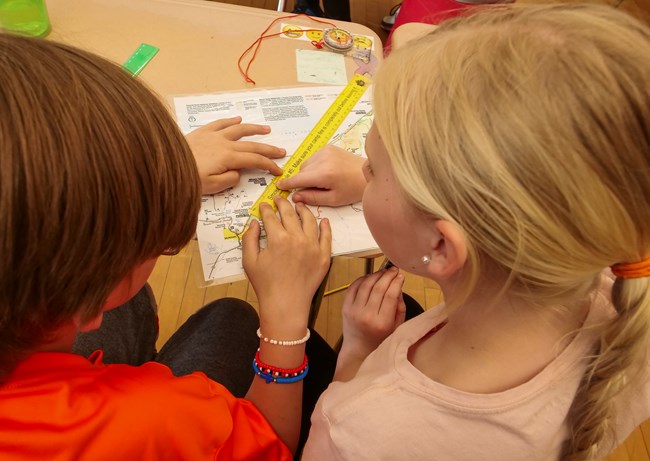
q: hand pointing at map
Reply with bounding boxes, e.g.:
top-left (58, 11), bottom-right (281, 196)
top-left (186, 116), bottom-right (286, 195)
top-left (276, 146), bottom-right (366, 207)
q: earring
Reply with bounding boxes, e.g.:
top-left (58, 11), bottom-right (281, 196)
top-left (421, 255), bottom-right (430, 265)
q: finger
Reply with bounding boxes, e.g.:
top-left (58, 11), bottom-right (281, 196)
top-left (276, 170), bottom-right (324, 191)
top-left (222, 122), bottom-right (272, 141)
top-left (377, 271), bottom-right (404, 321)
top-left (318, 217), bottom-right (332, 259)
top-left (274, 196), bottom-right (302, 234)
top-left (258, 201), bottom-right (282, 237)
top-left (295, 202), bottom-right (318, 236)
top-left (242, 219), bottom-right (261, 270)
top-left (223, 152), bottom-right (283, 176)
top-left (201, 116), bottom-right (243, 132)
top-left (202, 171), bottom-right (240, 195)
top-left (233, 141), bottom-right (286, 159)
top-left (368, 269), bottom-right (401, 313)
top-left (292, 189), bottom-right (338, 207)
top-left (394, 294), bottom-right (407, 328)
top-left (342, 276), bottom-right (365, 316)
top-left (353, 270), bottom-right (388, 307)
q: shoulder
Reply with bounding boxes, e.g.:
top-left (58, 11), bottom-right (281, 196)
top-left (99, 362), bottom-right (263, 432)
top-left (314, 304), bottom-right (448, 413)
top-left (1, 357), bottom-right (291, 460)
top-left (103, 363), bottom-right (292, 459)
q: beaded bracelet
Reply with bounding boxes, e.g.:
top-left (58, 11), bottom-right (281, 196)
top-left (254, 358), bottom-right (308, 377)
top-left (255, 349), bottom-right (308, 374)
top-left (256, 328), bottom-right (310, 346)
top-left (253, 359), bottom-right (309, 384)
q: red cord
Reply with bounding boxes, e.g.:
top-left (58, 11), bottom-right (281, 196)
top-left (238, 14), bottom-right (336, 84)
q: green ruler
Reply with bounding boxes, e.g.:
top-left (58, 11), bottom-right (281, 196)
top-left (122, 43), bottom-right (159, 77)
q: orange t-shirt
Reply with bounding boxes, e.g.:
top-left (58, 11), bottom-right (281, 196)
top-left (0, 351), bottom-right (292, 460)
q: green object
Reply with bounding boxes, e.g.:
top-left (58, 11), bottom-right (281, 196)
top-left (0, 0), bottom-right (51, 37)
top-left (122, 43), bottom-right (159, 77)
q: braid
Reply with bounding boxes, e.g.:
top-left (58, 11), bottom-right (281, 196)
top-left (562, 277), bottom-right (650, 460)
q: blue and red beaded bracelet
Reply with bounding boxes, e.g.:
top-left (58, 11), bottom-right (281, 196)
top-left (253, 349), bottom-right (309, 384)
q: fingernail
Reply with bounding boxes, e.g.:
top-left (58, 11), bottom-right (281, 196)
top-left (279, 148), bottom-right (286, 155)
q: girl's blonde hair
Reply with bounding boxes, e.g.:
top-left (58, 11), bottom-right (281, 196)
top-left (0, 36), bottom-right (201, 377)
top-left (373, 4), bottom-right (650, 459)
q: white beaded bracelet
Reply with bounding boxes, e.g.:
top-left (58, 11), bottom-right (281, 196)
top-left (257, 328), bottom-right (310, 346)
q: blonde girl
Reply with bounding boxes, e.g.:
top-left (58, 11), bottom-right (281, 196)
top-left (300, 4), bottom-right (650, 460)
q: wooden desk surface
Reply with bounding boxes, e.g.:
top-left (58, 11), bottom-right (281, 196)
top-left (47, 0), bottom-right (382, 98)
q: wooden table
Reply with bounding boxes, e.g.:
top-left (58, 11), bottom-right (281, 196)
top-left (47, 0), bottom-right (381, 96)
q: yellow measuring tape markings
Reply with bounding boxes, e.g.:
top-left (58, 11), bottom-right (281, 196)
top-left (249, 73), bottom-right (371, 219)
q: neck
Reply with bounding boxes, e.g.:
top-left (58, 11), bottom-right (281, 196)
top-left (35, 320), bottom-right (78, 354)
top-left (440, 274), bottom-right (588, 341)
top-left (410, 274), bottom-right (589, 393)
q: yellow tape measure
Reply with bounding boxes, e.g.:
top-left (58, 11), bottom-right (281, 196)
top-left (248, 73), bottom-right (371, 219)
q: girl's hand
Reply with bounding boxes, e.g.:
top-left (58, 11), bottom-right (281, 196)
top-left (242, 197), bottom-right (332, 333)
top-left (186, 117), bottom-right (285, 195)
top-left (275, 146), bottom-right (366, 207)
top-left (341, 267), bottom-right (406, 358)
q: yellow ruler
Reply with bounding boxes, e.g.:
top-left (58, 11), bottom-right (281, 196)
top-left (248, 73), bottom-right (371, 219)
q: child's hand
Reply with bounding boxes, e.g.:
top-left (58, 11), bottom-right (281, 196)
top-left (341, 267), bottom-right (406, 357)
top-left (186, 117), bottom-right (285, 195)
top-left (275, 146), bottom-right (366, 207)
top-left (242, 197), bottom-right (332, 332)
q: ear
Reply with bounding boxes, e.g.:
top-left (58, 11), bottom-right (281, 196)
top-left (74, 311), bottom-right (104, 332)
top-left (424, 220), bottom-right (468, 280)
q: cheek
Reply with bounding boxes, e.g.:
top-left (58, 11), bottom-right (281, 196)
top-left (362, 183), bottom-right (381, 235)
top-left (362, 187), bottom-right (428, 272)
top-left (362, 185), bottom-right (401, 259)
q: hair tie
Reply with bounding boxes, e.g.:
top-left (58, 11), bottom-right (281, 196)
top-left (610, 257), bottom-right (650, 279)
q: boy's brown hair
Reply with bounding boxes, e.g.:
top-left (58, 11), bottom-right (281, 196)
top-left (0, 35), bottom-right (201, 378)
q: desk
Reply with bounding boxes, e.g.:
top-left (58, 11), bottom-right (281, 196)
top-left (46, 0), bottom-right (383, 344)
top-left (47, 0), bottom-right (381, 96)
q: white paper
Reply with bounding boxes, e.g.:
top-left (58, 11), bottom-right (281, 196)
top-left (174, 86), bottom-right (377, 284)
top-left (296, 49), bottom-right (348, 85)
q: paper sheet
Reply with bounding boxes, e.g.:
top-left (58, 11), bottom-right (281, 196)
top-left (174, 85), bottom-right (377, 284)
top-left (296, 49), bottom-right (348, 85)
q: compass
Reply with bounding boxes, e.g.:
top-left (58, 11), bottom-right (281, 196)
top-left (322, 28), bottom-right (354, 52)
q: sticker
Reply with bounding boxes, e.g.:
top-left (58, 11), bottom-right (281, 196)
top-left (279, 23), bottom-right (375, 50)
top-left (353, 36), bottom-right (372, 49)
top-left (306, 29), bottom-right (324, 42)
top-left (282, 25), bottom-right (303, 38)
